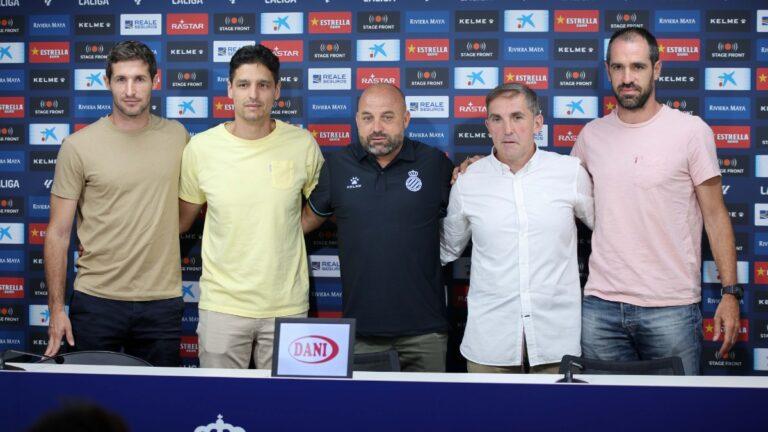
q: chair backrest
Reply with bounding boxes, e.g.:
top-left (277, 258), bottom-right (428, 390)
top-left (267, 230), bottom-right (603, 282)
top-left (353, 350), bottom-right (400, 372)
top-left (558, 355), bottom-right (685, 376)
top-left (37, 350), bottom-right (153, 367)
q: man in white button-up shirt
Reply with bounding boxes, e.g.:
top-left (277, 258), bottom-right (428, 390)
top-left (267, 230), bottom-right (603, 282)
top-left (441, 83), bottom-right (594, 373)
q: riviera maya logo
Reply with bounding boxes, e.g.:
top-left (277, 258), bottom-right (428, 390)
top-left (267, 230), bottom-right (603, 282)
top-left (194, 414), bottom-right (245, 432)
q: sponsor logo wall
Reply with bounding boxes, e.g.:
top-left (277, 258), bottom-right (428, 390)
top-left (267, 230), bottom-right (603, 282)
top-left (0, 0), bottom-right (766, 374)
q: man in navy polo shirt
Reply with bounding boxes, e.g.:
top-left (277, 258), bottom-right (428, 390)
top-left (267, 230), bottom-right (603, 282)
top-left (302, 84), bottom-right (453, 372)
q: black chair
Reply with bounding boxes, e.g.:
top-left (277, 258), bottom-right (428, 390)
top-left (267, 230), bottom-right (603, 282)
top-left (37, 350), bottom-right (153, 367)
top-left (353, 350), bottom-right (400, 372)
top-left (558, 355), bottom-right (685, 376)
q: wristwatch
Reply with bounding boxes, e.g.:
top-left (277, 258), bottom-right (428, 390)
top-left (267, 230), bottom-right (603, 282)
top-left (720, 285), bottom-right (744, 300)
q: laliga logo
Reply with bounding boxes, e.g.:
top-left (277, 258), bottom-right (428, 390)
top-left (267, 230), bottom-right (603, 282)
top-left (289, 335), bottom-right (339, 364)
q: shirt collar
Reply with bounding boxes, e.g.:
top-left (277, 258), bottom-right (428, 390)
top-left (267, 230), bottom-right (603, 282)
top-left (488, 146), bottom-right (540, 175)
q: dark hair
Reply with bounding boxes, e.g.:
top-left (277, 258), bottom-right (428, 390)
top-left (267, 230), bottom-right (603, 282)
top-left (229, 44), bottom-right (280, 85)
top-left (27, 404), bottom-right (129, 432)
top-left (485, 83), bottom-right (541, 116)
top-left (106, 40), bottom-right (157, 80)
top-left (606, 27), bottom-right (659, 66)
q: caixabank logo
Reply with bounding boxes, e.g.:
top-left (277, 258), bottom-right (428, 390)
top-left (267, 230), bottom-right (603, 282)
top-left (309, 40), bottom-right (352, 61)
top-left (29, 69), bottom-right (69, 90)
top-left (503, 10), bottom-right (549, 32)
top-left (705, 68), bottom-right (751, 91)
top-left (0, 42), bottom-right (24, 64)
top-left (358, 11), bottom-right (399, 33)
top-left (166, 97), bottom-right (208, 119)
top-left (455, 39), bottom-right (498, 60)
top-left (261, 12), bottom-right (303, 35)
top-left (356, 39), bottom-right (400, 62)
top-left (29, 123), bottom-right (69, 145)
top-left (453, 67), bottom-right (498, 90)
top-left (405, 68), bottom-right (448, 89)
top-left (214, 14), bottom-right (255, 34)
top-left (309, 12), bottom-right (352, 34)
top-left (74, 69), bottom-right (107, 91)
top-left (553, 97), bottom-right (598, 119)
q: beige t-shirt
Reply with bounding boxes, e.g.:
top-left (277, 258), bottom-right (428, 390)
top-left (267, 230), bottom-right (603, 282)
top-left (52, 115), bottom-right (188, 301)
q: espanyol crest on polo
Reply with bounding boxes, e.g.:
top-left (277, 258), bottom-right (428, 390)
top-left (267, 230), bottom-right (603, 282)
top-left (405, 170), bottom-right (422, 192)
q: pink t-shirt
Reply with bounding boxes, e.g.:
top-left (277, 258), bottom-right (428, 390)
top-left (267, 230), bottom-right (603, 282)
top-left (571, 105), bottom-right (720, 307)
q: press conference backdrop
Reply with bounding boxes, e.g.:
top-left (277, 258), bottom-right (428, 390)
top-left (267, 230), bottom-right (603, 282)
top-left (0, 0), bottom-right (766, 373)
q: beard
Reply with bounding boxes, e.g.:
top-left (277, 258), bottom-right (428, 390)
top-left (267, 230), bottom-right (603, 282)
top-left (361, 132), bottom-right (403, 157)
top-left (113, 98), bottom-right (150, 118)
top-left (612, 78), bottom-right (655, 111)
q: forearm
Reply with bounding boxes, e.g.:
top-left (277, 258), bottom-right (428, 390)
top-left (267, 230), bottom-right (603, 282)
top-left (705, 210), bottom-right (737, 286)
top-left (44, 233), bottom-right (70, 312)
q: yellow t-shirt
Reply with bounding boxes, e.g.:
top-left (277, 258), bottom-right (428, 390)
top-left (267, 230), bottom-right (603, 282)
top-left (179, 120), bottom-right (324, 318)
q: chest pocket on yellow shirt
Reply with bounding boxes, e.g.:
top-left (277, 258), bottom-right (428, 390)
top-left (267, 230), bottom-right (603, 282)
top-left (270, 160), bottom-right (295, 189)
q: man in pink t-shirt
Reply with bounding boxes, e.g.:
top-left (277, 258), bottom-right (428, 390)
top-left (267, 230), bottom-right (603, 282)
top-left (571, 28), bottom-right (741, 375)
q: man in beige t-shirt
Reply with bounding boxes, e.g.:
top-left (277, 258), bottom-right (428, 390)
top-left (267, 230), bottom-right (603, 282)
top-left (44, 41), bottom-right (188, 366)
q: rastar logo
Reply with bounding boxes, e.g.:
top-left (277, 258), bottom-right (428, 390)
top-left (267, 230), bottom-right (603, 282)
top-left (28, 223), bottom-right (47, 245)
top-left (553, 124), bottom-right (584, 147)
top-left (166, 14), bottom-right (208, 35)
top-left (0, 97), bottom-right (23, 118)
top-left (554, 10), bottom-right (600, 32)
top-left (356, 67), bottom-right (399, 90)
top-left (289, 335), bottom-right (339, 364)
top-left (261, 40), bottom-right (303, 62)
top-left (454, 96), bottom-right (487, 119)
top-left (309, 12), bottom-right (352, 34)
top-left (704, 318), bottom-right (749, 342)
top-left (29, 42), bottom-right (70, 63)
top-left (0, 277), bottom-right (23, 299)
top-left (658, 38), bottom-right (700, 61)
top-left (503, 67), bottom-right (548, 89)
top-left (309, 124), bottom-right (351, 147)
top-left (405, 39), bottom-right (449, 61)
top-left (712, 125), bottom-right (750, 149)
top-left (213, 96), bottom-right (234, 118)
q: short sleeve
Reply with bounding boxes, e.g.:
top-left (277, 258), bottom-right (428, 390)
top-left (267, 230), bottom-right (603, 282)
top-left (307, 158), bottom-right (333, 217)
top-left (687, 120), bottom-right (720, 186)
top-left (303, 136), bottom-right (325, 198)
top-left (178, 143), bottom-right (206, 204)
top-left (51, 139), bottom-right (84, 200)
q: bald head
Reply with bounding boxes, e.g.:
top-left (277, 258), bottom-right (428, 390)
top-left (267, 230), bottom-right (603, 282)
top-left (356, 84), bottom-right (410, 162)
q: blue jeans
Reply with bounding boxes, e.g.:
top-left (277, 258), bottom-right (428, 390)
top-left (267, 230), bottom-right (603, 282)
top-left (581, 295), bottom-right (703, 375)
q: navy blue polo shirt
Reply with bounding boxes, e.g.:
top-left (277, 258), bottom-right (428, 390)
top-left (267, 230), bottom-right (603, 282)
top-left (308, 138), bottom-right (453, 337)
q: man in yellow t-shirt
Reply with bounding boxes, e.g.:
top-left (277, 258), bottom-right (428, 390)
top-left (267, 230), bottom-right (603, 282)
top-left (179, 45), bottom-right (323, 369)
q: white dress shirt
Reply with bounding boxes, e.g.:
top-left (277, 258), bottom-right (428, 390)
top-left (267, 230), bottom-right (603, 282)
top-left (441, 149), bottom-right (594, 366)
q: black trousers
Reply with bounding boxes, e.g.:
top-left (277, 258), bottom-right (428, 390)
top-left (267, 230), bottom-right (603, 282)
top-left (69, 291), bottom-right (184, 367)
